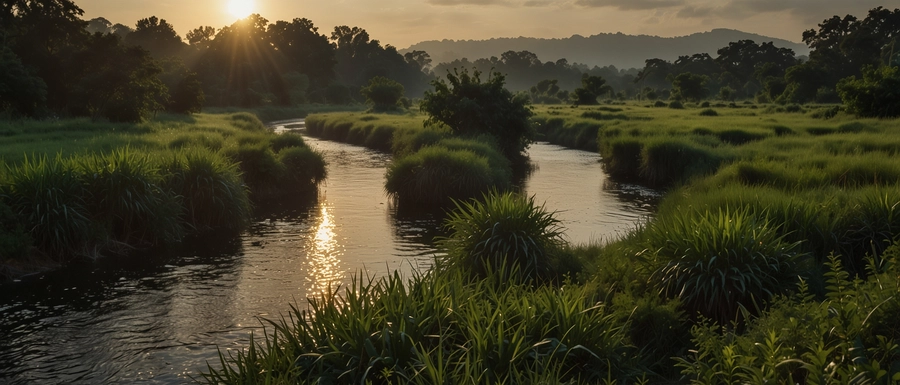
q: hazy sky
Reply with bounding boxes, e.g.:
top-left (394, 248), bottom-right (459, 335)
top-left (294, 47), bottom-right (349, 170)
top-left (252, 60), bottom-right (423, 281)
top-left (76, 0), bottom-right (889, 49)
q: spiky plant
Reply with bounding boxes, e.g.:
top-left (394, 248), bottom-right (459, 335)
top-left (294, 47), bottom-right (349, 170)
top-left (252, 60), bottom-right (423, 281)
top-left (439, 191), bottom-right (566, 281)
top-left (644, 206), bottom-right (803, 324)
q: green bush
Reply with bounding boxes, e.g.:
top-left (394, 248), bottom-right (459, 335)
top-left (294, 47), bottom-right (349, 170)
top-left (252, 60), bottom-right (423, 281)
top-left (439, 191), bottom-right (566, 282)
top-left (698, 108), bottom-right (718, 116)
top-left (224, 142), bottom-right (283, 196)
top-left (269, 132), bottom-right (306, 152)
top-left (385, 146), bottom-right (506, 205)
top-left (643, 206), bottom-right (804, 324)
top-left (668, 101), bottom-right (685, 109)
top-left (277, 147), bottom-right (327, 189)
top-left (838, 65), bottom-right (900, 118)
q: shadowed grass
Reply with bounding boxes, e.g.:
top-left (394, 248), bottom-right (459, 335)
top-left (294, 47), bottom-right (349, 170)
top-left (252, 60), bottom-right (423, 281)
top-left (385, 146), bottom-right (506, 205)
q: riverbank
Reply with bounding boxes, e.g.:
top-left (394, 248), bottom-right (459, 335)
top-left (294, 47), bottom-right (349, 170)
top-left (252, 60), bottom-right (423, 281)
top-left (206, 102), bottom-right (900, 383)
top-left (0, 112), bottom-right (327, 281)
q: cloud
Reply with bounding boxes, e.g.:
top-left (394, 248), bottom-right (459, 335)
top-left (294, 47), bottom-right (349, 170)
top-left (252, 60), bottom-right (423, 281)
top-left (574, 0), bottom-right (685, 11)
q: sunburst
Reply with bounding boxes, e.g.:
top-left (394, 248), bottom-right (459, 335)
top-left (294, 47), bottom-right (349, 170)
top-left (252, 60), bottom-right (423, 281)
top-left (226, 0), bottom-right (254, 19)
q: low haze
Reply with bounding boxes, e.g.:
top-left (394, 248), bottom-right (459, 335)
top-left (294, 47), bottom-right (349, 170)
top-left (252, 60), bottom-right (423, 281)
top-left (77, 0), bottom-right (887, 48)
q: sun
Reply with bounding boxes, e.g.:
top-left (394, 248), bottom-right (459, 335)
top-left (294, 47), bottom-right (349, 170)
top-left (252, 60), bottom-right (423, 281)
top-left (226, 0), bottom-right (255, 19)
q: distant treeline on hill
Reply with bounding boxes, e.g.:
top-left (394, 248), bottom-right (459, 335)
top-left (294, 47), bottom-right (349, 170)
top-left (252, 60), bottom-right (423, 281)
top-left (402, 28), bottom-right (810, 70)
top-left (1, 1), bottom-right (898, 121)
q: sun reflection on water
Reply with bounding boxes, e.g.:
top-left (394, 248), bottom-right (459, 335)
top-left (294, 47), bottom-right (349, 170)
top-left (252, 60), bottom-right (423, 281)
top-left (307, 204), bottom-right (343, 294)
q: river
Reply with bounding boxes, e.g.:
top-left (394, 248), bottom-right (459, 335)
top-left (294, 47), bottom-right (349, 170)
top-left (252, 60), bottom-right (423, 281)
top-left (0, 120), bottom-right (658, 384)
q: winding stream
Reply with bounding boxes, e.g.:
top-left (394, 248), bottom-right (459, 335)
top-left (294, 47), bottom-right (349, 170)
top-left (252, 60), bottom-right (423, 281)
top-left (0, 120), bottom-right (658, 384)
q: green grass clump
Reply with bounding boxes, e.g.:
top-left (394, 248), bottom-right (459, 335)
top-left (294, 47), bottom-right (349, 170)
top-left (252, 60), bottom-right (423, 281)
top-left (77, 148), bottom-right (183, 246)
top-left (639, 137), bottom-right (725, 188)
top-left (268, 132), bottom-right (306, 152)
top-left (385, 146), bottom-right (507, 205)
top-left (642, 206), bottom-right (804, 324)
top-left (161, 149), bottom-right (250, 232)
top-left (439, 191), bottom-right (567, 282)
top-left (699, 108), bottom-right (718, 116)
top-left (3, 155), bottom-right (93, 259)
top-left (278, 147), bottom-right (327, 189)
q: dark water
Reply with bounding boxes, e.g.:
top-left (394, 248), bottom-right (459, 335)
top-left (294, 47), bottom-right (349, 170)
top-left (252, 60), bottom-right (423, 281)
top-left (0, 121), bottom-right (658, 384)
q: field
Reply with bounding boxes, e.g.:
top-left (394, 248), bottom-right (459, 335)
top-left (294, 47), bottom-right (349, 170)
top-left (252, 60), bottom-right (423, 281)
top-left (207, 103), bottom-right (900, 383)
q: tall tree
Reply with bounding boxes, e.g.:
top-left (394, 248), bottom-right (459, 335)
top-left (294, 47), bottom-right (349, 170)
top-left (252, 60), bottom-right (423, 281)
top-left (268, 18), bottom-right (335, 89)
top-left (125, 16), bottom-right (185, 58)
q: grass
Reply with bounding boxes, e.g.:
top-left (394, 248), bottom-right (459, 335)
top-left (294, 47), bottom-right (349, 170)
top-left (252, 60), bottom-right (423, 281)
top-left (204, 101), bottom-right (900, 384)
top-left (0, 112), bottom-right (326, 273)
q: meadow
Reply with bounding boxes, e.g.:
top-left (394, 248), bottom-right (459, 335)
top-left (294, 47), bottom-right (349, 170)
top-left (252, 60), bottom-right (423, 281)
top-left (0, 112), bottom-right (326, 278)
top-left (206, 102), bottom-right (900, 383)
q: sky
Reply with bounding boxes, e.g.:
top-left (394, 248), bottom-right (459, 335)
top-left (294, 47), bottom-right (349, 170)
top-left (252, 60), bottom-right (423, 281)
top-left (76, 0), bottom-right (890, 49)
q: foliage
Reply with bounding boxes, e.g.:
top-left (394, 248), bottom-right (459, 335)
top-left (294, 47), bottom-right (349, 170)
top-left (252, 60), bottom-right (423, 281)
top-left (439, 191), bottom-right (566, 282)
top-left (643, 206), bottom-right (804, 324)
top-left (572, 74), bottom-right (613, 105)
top-left (0, 199), bottom-right (32, 260)
top-left (202, 269), bottom-right (643, 384)
top-left (384, 146), bottom-right (508, 205)
top-left (676, 254), bottom-right (900, 384)
top-left (160, 148), bottom-right (250, 232)
top-left (359, 76), bottom-right (405, 111)
top-left (838, 66), bottom-right (900, 118)
top-left (420, 68), bottom-right (534, 159)
top-left (277, 146), bottom-right (327, 188)
top-left (670, 72), bottom-right (710, 102)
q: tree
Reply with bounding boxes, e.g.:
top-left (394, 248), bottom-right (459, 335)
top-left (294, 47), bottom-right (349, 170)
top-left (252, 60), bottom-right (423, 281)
top-left (186, 26), bottom-right (216, 48)
top-left (420, 68), bottom-right (534, 159)
top-left (0, 44), bottom-right (47, 116)
top-left (125, 16), bottom-right (185, 58)
top-left (268, 18), bottom-right (335, 88)
top-left (838, 65), bottom-right (900, 117)
top-left (670, 72), bottom-right (709, 102)
top-left (572, 74), bottom-right (612, 105)
top-left (360, 76), bottom-right (404, 111)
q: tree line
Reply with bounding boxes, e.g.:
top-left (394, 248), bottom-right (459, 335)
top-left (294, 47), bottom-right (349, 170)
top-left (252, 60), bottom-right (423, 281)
top-left (1, 1), bottom-right (898, 121)
top-left (0, 0), bottom-right (432, 121)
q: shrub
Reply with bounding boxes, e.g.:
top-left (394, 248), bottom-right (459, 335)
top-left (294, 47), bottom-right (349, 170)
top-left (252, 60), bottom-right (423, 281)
top-left (698, 108), bottom-right (718, 116)
top-left (654, 100), bottom-right (667, 107)
top-left (385, 146), bottom-right (505, 205)
top-left (224, 142), bottom-right (283, 195)
top-left (644, 206), bottom-right (804, 324)
top-left (420, 68), bottom-right (534, 159)
top-left (277, 147), bottom-right (327, 189)
top-left (269, 132), bottom-right (306, 152)
top-left (439, 191), bottom-right (566, 282)
top-left (668, 101), bottom-right (684, 109)
top-left (359, 76), bottom-right (405, 111)
top-left (838, 65), bottom-right (900, 118)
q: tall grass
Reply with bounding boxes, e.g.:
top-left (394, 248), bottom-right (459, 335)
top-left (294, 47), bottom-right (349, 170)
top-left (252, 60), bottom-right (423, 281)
top-left (3, 155), bottom-right (94, 259)
top-left (160, 149), bottom-right (250, 232)
top-left (641, 206), bottom-right (804, 324)
top-left (385, 146), bottom-right (505, 205)
top-left (202, 269), bottom-right (647, 384)
top-left (439, 191), bottom-right (567, 282)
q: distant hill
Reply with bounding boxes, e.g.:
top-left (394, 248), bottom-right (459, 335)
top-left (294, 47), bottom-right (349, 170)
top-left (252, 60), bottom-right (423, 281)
top-left (402, 29), bottom-right (809, 69)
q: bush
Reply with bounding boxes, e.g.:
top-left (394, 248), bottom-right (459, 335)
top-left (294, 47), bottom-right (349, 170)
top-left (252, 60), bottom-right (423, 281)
top-left (420, 68), bottom-right (534, 159)
top-left (269, 132), bottom-right (306, 152)
top-left (385, 146), bottom-right (507, 205)
top-left (654, 100), bottom-right (667, 107)
top-left (643, 206), bottom-right (804, 324)
top-left (668, 101), bottom-right (684, 109)
top-left (439, 191), bottom-right (566, 282)
top-left (838, 65), bottom-right (900, 118)
top-left (277, 147), bottom-right (327, 189)
top-left (698, 108), bottom-right (718, 116)
top-left (359, 76), bottom-right (405, 111)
